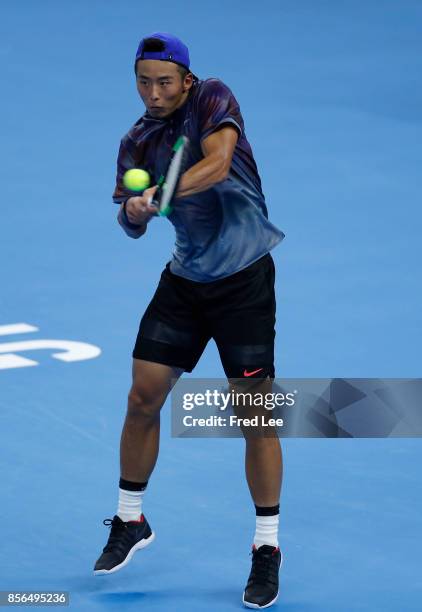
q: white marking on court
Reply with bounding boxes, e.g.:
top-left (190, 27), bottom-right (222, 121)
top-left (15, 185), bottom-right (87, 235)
top-left (0, 325), bottom-right (101, 370)
top-left (0, 354), bottom-right (38, 369)
top-left (0, 339), bottom-right (101, 364)
top-left (0, 323), bottom-right (39, 336)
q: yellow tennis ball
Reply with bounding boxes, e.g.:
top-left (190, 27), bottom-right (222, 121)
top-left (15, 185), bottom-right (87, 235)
top-left (123, 168), bottom-right (150, 191)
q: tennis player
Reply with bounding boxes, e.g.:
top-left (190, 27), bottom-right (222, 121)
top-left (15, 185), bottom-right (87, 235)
top-left (94, 32), bottom-right (285, 609)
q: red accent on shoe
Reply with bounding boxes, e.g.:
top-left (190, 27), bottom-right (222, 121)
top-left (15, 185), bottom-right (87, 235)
top-left (128, 514), bottom-right (144, 524)
top-left (252, 544), bottom-right (279, 554)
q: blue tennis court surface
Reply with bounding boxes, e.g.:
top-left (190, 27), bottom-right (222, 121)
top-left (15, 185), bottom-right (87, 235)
top-left (1, 1), bottom-right (422, 610)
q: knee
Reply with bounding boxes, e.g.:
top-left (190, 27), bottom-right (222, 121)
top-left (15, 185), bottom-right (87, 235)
top-left (127, 387), bottom-right (163, 421)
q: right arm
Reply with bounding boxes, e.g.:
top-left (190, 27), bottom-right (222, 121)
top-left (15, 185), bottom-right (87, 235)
top-left (117, 187), bottom-right (158, 239)
top-left (112, 136), bottom-right (157, 239)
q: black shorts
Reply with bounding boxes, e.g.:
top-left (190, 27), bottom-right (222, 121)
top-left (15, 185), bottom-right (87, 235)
top-left (133, 253), bottom-right (276, 379)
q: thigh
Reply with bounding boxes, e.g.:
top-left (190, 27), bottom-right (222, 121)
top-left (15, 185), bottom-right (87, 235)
top-left (211, 254), bottom-right (276, 379)
top-left (133, 265), bottom-right (210, 373)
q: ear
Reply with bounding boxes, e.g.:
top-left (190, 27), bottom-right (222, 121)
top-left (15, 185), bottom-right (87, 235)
top-left (183, 72), bottom-right (194, 92)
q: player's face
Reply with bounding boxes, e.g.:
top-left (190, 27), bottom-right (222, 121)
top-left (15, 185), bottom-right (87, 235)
top-left (136, 60), bottom-right (193, 118)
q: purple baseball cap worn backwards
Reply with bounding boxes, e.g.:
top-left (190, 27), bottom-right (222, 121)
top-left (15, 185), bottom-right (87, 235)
top-left (135, 32), bottom-right (191, 71)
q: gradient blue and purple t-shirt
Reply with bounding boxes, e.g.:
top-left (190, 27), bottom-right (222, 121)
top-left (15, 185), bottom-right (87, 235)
top-left (113, 78), bottom-right (285, 282)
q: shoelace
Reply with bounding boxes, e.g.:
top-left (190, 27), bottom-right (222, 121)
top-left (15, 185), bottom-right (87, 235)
top-left (102, 518), bottom-right (133, 554)
top-left (248, 549), bottom-right (279, 586)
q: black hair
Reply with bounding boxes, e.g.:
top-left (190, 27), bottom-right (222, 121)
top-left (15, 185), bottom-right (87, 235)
top-left (177, 65), bottom-right (189, 80)
top-left (136, 37), bottom-right (191, 81)
top-left (142, 37), bottom-right (165, 53)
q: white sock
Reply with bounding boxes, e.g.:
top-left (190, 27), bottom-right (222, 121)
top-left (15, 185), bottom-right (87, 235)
top-left (254, 514), bottom-right (279, 549)
top-left (117, 488), bottom-right (145, 522)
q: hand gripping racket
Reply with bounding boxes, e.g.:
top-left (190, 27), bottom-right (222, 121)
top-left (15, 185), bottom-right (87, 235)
top-left (152, 135), bottom-right (189, 217)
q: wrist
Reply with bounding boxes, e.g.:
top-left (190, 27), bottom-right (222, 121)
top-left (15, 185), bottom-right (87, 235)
top-left (122, 200), bottom-right (146, 229)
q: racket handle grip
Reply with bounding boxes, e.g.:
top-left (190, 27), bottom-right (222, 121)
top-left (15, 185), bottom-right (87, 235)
top-left (150, 187), bottom-right (161, 209)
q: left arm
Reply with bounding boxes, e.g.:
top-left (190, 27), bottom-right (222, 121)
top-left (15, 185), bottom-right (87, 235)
top-left (176, 126), bottom-right (238, 198)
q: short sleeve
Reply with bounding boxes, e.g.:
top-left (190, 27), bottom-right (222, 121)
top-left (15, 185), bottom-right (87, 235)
top-left (112, 135), bottom-right (148, 239)
top-left (196, 79), bottom-right (244, 143)
top-left (112, 135), bottom-right (139, 204)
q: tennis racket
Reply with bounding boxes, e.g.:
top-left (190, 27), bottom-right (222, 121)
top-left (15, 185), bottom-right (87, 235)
top-left (152, 135), bottom-right (189, 217)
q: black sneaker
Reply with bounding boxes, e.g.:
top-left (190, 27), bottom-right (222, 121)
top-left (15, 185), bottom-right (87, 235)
top-left (93, 514), bottom-right (155, 575)
top-left (243, 544), bottom-right (283, 609)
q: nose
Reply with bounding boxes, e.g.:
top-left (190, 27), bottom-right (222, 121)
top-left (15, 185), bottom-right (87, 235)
top-left (149, 84), bottom-right (160, 102)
